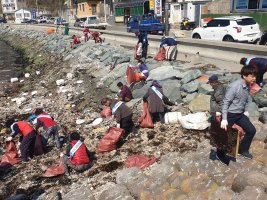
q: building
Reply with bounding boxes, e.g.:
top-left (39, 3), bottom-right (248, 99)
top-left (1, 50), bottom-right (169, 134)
top-left (1, 0), bottom-right (26, 20)
top-left (76, 0), bottom-right (102, 17)
top-left (231, 0), bottom-right (267, 12)
top-left (14, 8), bottom-right (31, 23)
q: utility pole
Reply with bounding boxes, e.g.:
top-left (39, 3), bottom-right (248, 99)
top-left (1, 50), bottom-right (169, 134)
top-left (104, 0), bottom-right (107, 22)
top-left (35, 0), bottom-right (38, 17)
top-left (165, 1), bottom-right (170, 36)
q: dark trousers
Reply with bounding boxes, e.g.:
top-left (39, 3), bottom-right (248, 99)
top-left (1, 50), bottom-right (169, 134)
top-left (120, 114), bottom-right (134, 135)
top-left (227, 112), bottom-right (256, 153)
top-left (62, 155), bottom-right (91, 174)
top-left (256, 71), bottom-right (264, 85)
top-left (151, 112), bottom-right (165, 123)
top-left (20, 131), bottom-right (36, 161)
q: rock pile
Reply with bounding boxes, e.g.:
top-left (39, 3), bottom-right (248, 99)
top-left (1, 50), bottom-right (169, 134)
top-left (0, 27), bottom-right (266, 199)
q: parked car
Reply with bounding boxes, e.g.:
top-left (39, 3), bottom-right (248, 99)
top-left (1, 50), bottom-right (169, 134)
top-left (37, 16), bottom-right (47, 23)
top-left (74, 17), bottom-right (86, 27)
top-left (81, 15), bottom-right (107, 30)
top-left (54, 17), bottom-right (67, 25)
top-left (0, 17), bottom-right (7, 23)
top-left (191, 16), bottom-right (261, 43)
top-left (46, 17), bottom-right (55, 24)
top-left (259, 30), bottom-right (267, 45)
top-left (21, 19), bottom-right (38, 24)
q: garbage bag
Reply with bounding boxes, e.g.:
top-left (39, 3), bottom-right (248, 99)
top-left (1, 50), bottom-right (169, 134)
top-left (179, 112), bottom-right (210, 130)
top-left (154, 47), bottom-right (166, 61)
top-left (134, 44), bottom-right (142, 59)
top-left (96, 127), bottom-right (125, 154)
top-left (0, 141), bottom-right (21, 165)
top-left (126, 66), bottom-right (136, 85)
top-left (139, 101), bottom-right (154, 128)
top-left (125, 155), bottom-right (157, 169)
top-left (42, 164), bottom-right (65, 177)
top-left (250, 82), bottom-right (261, 95)
top-left (100, 106), bottom-right (112, 118)
top-left (34, 134), bottom-right (44, 156)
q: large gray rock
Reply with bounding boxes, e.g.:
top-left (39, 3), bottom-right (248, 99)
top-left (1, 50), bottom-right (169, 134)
top-left (208, 186), bottom-right (234, 200)
top-left (247, 102), bottom-right (260, 122)
top-left (198, 83), bottom-right (213, 95)
top-left (63, 187), bottom-right (96, 200)
top-left (188, 94), bottom-right (210, 112)
top-left (181, 81), bottom-right (199, 93)
top-left (232, 171), bottom-right (267, 193)
top-left (183, 92), bottom-right (198, 103)
top-left (161, 79), bottom-right (182, 102)
top-left (132, 81), bottom-right (152, 99)
top-left (148, 65), bottom-right (178, 81)
top-left (259, 112), bottom-right (267, 124)
top-left (180, 69), bottom-right (202, 84)
top-left (98, 184), bottom-right (134, 200)
top-left (254, 124), bottom-right (267, 141)
top-left (232, 186), bottom-right (267, 200)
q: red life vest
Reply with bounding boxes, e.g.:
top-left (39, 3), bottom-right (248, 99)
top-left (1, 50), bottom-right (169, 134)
top-left (37, 112), bottom-right (57, 129)
top-left (16, 121), bottom-right (34, 136)
top-left (69, 140), bottom-right (90, 165)
top-left (74, 36), bottom-right (81, 44)
top-left (83, 28), bottom-right (89, 34)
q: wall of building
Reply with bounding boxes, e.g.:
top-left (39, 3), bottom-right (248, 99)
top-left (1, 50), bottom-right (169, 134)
top-left (77, 1), bottom-right (101, 17)
top-left (1, 0), bottom-right (27, 19)
top-left (201, 0), bottom-right (231, 14)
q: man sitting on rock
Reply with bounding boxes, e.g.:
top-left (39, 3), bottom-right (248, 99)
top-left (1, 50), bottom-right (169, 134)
top-left (101, 98), bottom-right (134, 135)
top-left (221, 65), bottom-right (257, 159)
top-left (160, 37), bottom-right (178, 61)
top-left (70, 35), bottom-right (81, 48)
top-left (240, 57), bottom-right (267, 86)
top-left (207, 74), bottom-right (229, 165)
top-left (33, 108), bottom-right (60, 150)
top-left (143, 80), bottom-right (176, 123)
top-left (60, 132), bottom-right (91, 175)
top-left (117, 82), bottom-right (133, 102)
top-left (5, 119), bottom-right (36, 162)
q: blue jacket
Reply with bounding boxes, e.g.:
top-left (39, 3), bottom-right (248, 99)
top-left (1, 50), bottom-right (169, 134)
top-left (137, 32), bottom-right (148, 46)
top-left (160, 38), bottom-right (177, 47)
top-left (249, 57), bottom-right (267, 72)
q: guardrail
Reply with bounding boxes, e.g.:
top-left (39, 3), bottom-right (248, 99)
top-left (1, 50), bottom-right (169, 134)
top-left (6, 23), bottom-right (267, 64)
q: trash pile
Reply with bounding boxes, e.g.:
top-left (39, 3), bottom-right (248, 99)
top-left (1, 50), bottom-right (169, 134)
top-left (0, 27), bottom-right (266, 200)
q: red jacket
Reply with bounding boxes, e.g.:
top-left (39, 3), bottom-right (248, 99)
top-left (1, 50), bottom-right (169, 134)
top-left (73, 36), bottom-right (81, 44)
top-left (69, 140), bottom-right (90, 165)
top-left (16, 121), bottom-right (34, 136)
top-left (36, 112), bottom-right (57, 129)
top-left (83, 28), bottom-right (89, 34)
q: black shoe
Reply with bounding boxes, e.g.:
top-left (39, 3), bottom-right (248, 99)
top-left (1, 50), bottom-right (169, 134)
top-left (238, 151), bottom-right (253, 159)
top-left (216, 153), bottom-right (230, 166)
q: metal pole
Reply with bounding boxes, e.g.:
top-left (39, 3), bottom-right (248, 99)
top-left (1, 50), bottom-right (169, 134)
top-left (104, 0), bottom-right (107, 23)
top-left (36, 0), bottom-right (38, 18)
top-left (165, 2), bottom-right (169, 36)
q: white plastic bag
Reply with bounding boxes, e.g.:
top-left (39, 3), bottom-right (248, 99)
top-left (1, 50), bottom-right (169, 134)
top-left (179, 112), bottom-right (210, 130)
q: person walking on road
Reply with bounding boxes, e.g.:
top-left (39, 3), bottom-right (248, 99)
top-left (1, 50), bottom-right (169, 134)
top-left (221, 65), bottom-right (257, 159)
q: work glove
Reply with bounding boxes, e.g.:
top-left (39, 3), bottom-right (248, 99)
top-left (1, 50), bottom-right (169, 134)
top-left (175, 102), bottom-right (178, 106)
top-left (244, 111), bottom-right (249, 117)
top-left (60, 152), bottom-right (64, 157)
top-left (116, 124), bottom-right (120, 128)
top-left (220, 120), bottom-right (228, 130)
top-left (6, 136), bottom-right (13, 142)
top-left (215, 112), bottom-right (221, 116)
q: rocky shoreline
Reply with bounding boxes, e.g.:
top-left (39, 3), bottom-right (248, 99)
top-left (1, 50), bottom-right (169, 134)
top-left (0, 27), bottom-right (266, 200)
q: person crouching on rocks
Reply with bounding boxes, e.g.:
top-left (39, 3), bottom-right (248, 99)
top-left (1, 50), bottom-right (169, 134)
top-left (143, 80), bottom-right (177, 123)
top-left (60, 132), bottom-right (91, 175)
top-left (116, 82), bottom-right (133, 102)
top-left (5, 119), bottom-right (36, 162)
top-left (101, 98), bottom-right (134, 135)
top-left (33, 108), bottom-right (60, 150)
top-left (129, 58), bottom-right (149, 88)
top-left (70, 35), bottom-right (81, 48)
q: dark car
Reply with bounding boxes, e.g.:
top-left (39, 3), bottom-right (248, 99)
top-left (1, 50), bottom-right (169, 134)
top-left (0, 18), bottom-right (7, 23)
top-left (21, 19), bottom-right (38, 24)
top-left (259, 30), bottom-right (267, 45)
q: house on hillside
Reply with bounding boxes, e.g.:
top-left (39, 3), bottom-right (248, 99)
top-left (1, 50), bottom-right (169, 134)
top-left (15, 8), bottom-right (32, 23)
top-left (1, 0), bottom-right (27, 20)
top-left (76, 0), bottom-right (103, 18)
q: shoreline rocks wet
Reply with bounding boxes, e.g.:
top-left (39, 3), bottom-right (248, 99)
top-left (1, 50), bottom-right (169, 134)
top-left (0, 27), bottom-right (266, 200)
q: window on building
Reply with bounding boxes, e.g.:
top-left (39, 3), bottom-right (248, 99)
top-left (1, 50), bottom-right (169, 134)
top-left (82, 4), bottom-right (85, 12)
top-left (5, 0), bottom-right (9, 3)
top-left (235, 0), bottom-right (265, 10)
top-left (92, 4), bottom-right (97, 15)
top-left (79, 4), bottom-right (81, 11)
top-left (16, 13), bottom-right (22, 18)
top-left (25, 13), bottom-right (30, 17)
top-left (11, 0), bottom-right (14, 3)
top-left (248, 0), bottom-right (258, 9)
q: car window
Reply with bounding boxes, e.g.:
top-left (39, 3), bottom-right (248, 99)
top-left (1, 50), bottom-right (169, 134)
top-left (75, 19), bottom-right (80, 22)
top-left (236, 18), bottom-right (256, 26)
top-left (89, 17), bottom-right (97, 20)
top-left (207, 20), bottom-right (219, 27)
top-left (80, 18), bottom-right (86, 22)
top-left (217, 20), bottom-right (230, 27)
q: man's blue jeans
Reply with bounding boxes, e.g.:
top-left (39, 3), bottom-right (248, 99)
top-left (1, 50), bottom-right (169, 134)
top-left (227, 112), bottom-right (256, 153)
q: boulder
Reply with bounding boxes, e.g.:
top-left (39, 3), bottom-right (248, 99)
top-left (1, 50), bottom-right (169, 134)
top-left (63, 187), bottom-right (96, 200)
top-left (198, 83), bottom-right (213, 95)
top-left (98, 184), bottom-right (134, 200)
top-left (259, 112), bottom-right (267, 124)
top-left (252, 85), bottom-right (267, 107)
top-left (188, 94), bottom-right (210, 112)
top-left (183, 92), bottom-right (198, 103)
top-left (254, 124), bottom-right (267, 141)
top-left (208, 186), bottom-right (234, 200)
top-left (161, 79), bottom-right (182, 102)
top-left (232, 186), bottom-right (267, 200)
top-left (148, 65), bottom-right (178, 81)
top-left (247, 102), bottom-right (260, 122)
top-left (180, 69), bottom-right (202, 84)
top-left (231, 171), bottom-right (267, 193)
top-left (181, 81), bottom-right (199, 93)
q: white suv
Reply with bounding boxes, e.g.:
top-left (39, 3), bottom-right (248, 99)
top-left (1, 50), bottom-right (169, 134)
top-left (191, 16), bottom-right (261, 43)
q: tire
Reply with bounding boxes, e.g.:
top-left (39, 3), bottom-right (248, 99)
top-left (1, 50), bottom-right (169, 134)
top-left (192, 33), bottom-right (201, 39)
top-left (223, 35), bottom-right (234, 42)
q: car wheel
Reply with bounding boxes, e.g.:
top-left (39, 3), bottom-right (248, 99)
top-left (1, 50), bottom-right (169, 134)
top-left (263, 40), bottom-right (267, 46)
top-left (192, 33), bottom-right (201, 39)
top-left (223, 35), bottom-right (234, 42)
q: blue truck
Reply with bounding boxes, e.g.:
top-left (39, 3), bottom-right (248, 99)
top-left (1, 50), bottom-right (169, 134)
top-left (127, 14), bottom-right (165, 35)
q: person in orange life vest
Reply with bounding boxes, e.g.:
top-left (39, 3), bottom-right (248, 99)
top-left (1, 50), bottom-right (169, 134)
top-left (60, 132), bottom-right (91, 175)
top-left (83, 27), bottom-right (90, 42)
top-left (5, 119), bottom-right (36, 162)
top-left (33, 108), bottom-right (60, 149)
top-left (130, 59), bottom-right (149, 81)
top-left (70, 35), bottom-right (81, 48)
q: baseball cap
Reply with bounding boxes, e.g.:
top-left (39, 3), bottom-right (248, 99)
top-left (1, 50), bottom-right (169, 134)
top-left (207, 74), bottom-right (218, 84)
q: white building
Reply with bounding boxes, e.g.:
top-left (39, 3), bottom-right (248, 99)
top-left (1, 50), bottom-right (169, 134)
top-left (15, 8), bottom-right (31, 23)
top-left (169, 0), bottom-right (211, 25)
top-left (1, 0), bottom-right (26, 19)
